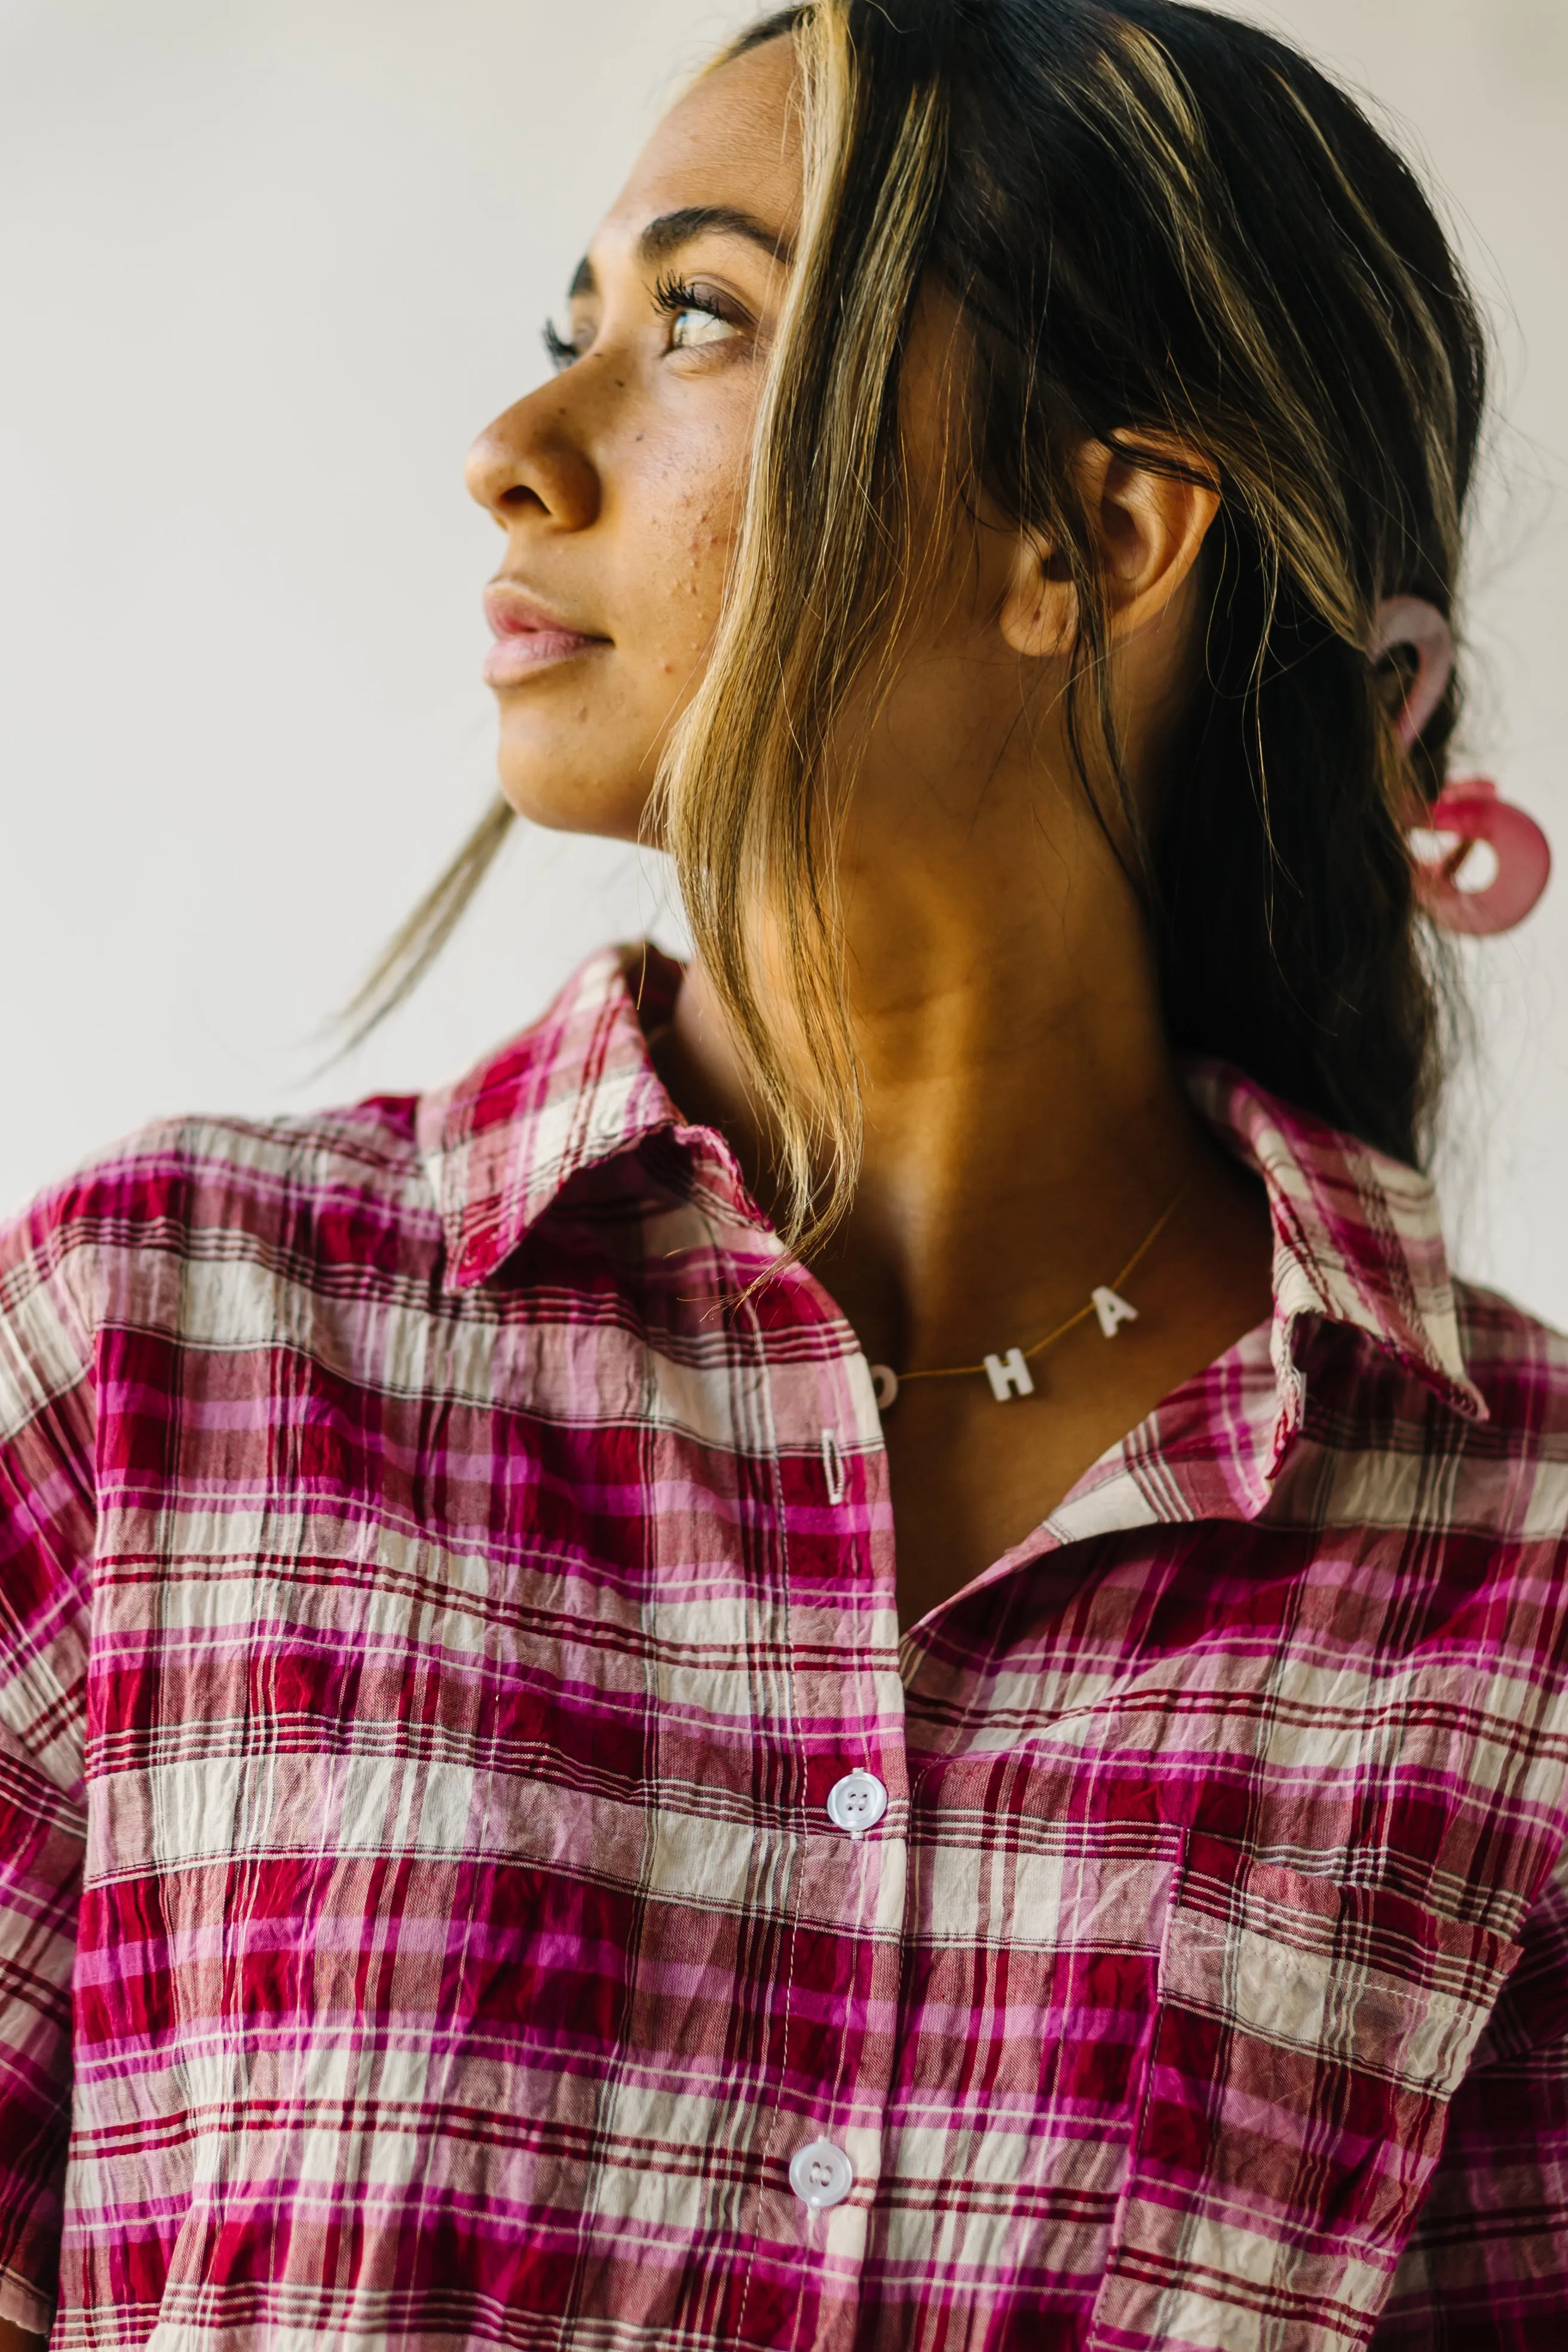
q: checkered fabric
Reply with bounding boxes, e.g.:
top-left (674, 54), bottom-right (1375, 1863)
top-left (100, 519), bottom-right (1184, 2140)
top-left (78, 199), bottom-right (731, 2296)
top-left (1, 943), bottom-right (1566, 2351)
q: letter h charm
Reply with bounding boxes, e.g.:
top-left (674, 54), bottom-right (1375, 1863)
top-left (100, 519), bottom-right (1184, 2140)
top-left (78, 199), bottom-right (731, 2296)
top-left (984, 1348), bottom-right (1035, 1402)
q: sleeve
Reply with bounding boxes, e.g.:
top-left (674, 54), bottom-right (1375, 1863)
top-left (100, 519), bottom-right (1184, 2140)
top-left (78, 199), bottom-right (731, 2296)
top-left (1373, 1841), bottom-right (1568, 2348)
top-left (0, 1195), bottom-right (96, 2336)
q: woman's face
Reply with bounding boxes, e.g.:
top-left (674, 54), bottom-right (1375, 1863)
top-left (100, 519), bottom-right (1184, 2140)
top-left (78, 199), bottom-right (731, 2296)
top-left (466, 37), bottom-right (801, 838)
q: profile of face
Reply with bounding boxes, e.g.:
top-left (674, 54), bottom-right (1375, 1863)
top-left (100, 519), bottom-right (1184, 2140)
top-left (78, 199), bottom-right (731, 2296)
top-left (465, 38), bottom-right (803, 842)
top-left (466, 29), bottom-right (1218, 966)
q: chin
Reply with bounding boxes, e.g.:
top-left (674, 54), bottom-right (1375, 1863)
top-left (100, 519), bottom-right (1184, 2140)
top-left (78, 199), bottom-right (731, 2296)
top-left (495, 745), bottom-right (652, 844)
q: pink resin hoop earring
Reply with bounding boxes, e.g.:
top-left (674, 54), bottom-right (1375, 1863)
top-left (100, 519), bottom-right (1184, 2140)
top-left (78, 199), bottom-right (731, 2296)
top-left (1370, 596), bottom-right (1455, 751)
top-left (1370, 597), bottom-right (1551, 936)
top-left (1412, 779), bottom-right (1552, 937)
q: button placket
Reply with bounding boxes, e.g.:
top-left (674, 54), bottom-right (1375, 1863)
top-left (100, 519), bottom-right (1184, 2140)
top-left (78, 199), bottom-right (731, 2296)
top-left (751, 1276), bottom-right (906, 2301)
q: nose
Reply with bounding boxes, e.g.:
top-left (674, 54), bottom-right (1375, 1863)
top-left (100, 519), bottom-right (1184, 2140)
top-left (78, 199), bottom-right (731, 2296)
top-left (465, 385), bottom-right (601, 532)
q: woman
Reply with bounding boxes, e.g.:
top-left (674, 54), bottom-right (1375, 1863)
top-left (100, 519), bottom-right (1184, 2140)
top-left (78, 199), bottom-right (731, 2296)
top-left (1, 2), bottom-right (1563, 2344)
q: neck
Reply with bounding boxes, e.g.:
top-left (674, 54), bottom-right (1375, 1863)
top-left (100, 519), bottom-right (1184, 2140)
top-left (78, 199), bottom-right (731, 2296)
top-left (658, 771), bottom-right (1223, 1377)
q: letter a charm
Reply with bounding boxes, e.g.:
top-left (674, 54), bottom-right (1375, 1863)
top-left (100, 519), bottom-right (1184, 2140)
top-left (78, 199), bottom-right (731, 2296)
top-left (984, 1348), bottom-right (1035, 1402)
top-left (1092, 1286), bottom-right (1138, 1338)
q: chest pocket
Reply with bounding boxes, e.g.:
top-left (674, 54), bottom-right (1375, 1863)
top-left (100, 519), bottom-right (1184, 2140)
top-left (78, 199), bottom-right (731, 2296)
top-left (1089, 1834), bottom-right (1521, 2352)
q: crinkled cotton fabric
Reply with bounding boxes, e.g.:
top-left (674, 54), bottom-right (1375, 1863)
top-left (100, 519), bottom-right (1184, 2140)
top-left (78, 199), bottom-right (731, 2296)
top-left (1, 944), bottom-right (1566, 2351)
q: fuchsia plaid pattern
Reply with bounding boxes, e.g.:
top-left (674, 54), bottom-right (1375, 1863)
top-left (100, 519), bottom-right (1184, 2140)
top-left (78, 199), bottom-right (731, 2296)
top-left (2, 943), bottom-right (1568, 2352)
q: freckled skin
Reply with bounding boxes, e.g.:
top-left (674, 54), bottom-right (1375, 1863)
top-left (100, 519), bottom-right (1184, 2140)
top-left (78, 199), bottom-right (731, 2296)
top-left (465, 39), bottom-right (800, 840)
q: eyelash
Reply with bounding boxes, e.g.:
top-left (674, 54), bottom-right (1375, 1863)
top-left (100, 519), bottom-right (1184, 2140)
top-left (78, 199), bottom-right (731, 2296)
top-left (541, 274), bottom-right (743, 372)
top-left (650, 270), bottom-right (734, 329)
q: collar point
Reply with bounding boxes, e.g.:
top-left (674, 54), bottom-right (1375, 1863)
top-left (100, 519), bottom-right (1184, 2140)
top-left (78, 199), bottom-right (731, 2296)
top-left (446, 1236), bottom-right (500, 1293)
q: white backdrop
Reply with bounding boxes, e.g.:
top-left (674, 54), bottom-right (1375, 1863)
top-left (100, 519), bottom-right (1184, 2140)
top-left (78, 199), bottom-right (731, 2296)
top-left (3, 0), bottom-right (1566, 1313)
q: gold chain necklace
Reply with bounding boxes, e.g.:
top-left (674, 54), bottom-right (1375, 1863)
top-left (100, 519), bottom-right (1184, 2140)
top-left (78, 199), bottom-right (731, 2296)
top-left (869, 1178), bottom-right (1193, 1411)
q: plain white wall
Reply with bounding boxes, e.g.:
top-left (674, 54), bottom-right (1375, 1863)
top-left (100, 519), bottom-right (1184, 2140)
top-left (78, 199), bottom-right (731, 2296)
top-left (2, 1), bottom-right (1566, 1310)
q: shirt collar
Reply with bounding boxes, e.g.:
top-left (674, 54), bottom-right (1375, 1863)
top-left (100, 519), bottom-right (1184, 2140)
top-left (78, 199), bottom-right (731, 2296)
top-left (415, 943), bottom-right (760, 1289)
top-left (416, 946), bottom-right (1485, 1428)
top-left (1185, 1059), bottom-right (1486, 1440)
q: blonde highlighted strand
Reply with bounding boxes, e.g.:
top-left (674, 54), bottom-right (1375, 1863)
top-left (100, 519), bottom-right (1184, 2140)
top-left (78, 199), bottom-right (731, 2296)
top-left (348, 0), bottom-right (1487, 1229)
top-left (651, 1), bottom-right (956, 1255)
top-left (335, 796), bottom-right (516, 1056)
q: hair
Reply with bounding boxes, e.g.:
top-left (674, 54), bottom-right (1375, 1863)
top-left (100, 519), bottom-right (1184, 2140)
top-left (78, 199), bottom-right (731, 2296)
top-left (348, 0), bottom-right (1487, 1252)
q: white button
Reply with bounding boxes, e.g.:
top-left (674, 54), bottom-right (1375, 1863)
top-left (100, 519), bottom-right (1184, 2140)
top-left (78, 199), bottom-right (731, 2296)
top-left (826, 1768), bottom-right (887, 1839)
top-left (789, 2136), bottom-right (854, 2210)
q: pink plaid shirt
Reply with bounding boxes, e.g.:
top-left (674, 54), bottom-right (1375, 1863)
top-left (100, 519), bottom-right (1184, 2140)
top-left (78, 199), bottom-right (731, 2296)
top-left (2, 944), bottom-right (1567, 2351)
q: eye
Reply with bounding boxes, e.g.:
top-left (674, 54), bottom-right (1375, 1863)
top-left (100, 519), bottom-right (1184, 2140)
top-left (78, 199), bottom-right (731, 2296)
top-left (543, 311), bottom-right (599, 372)
top-left (670, 304), bottom-right (740, 350)
top-left (653, 272), bottom-right (746, 354)
top-left (542, 320), bottom-right (576, 372)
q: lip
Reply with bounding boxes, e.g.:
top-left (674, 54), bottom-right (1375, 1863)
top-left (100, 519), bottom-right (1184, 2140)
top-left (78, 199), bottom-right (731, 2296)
top-left (482, 581), bottom-right (608, 685)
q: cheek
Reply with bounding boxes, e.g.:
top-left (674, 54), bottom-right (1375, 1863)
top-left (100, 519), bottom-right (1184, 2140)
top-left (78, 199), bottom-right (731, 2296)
top-left (491, 422), bottom-right (748, 843)
top-left (635, 452), bottom-right (742, 666)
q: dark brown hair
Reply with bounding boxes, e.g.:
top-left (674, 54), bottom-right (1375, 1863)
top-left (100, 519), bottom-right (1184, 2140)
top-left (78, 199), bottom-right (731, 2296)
top-left (354, 0), bottom-right (1486, 1244)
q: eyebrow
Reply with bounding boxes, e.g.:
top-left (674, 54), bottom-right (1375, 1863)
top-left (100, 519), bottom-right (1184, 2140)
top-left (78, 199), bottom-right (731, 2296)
top-left (638, 205), bottom-right (794, 267)
top-left (567, 204), bottom-right (794, 301)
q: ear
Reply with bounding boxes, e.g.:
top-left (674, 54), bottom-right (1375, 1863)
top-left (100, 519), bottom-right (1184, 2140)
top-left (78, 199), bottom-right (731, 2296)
top-left (999, 439), bottom-right (1221, 660)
